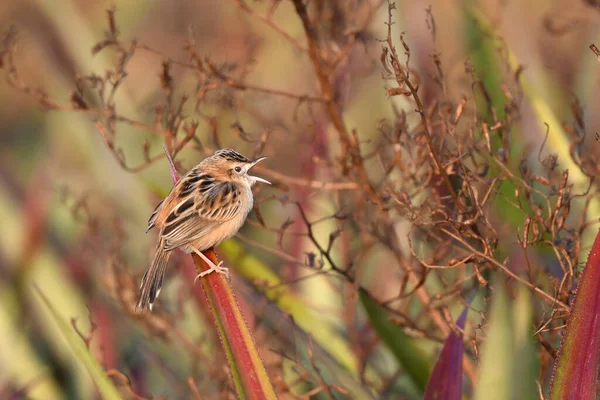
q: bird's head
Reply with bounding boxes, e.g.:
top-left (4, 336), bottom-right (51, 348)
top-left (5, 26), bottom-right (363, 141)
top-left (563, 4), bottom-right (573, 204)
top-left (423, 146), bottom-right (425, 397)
top-left (210, 148), bottom-right (270, 187)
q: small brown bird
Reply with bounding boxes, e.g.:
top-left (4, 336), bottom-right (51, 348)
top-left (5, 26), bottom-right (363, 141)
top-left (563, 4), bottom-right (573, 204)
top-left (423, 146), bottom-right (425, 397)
top-left (137, 149), bottom-right (270, 311)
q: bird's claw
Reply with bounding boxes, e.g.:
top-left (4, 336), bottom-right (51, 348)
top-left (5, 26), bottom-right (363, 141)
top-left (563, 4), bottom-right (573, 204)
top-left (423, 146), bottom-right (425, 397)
top-left (194, 261), bottom-right (229, 284)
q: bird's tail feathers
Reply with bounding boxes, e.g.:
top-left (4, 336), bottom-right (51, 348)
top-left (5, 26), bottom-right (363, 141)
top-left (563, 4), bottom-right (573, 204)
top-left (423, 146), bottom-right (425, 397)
top-left (136, 248), bottom-right (171, 312)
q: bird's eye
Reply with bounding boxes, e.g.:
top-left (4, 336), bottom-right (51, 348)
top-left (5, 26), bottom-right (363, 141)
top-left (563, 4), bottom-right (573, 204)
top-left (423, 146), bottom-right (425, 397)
top-left (234, 166), bottom-right (242, 173)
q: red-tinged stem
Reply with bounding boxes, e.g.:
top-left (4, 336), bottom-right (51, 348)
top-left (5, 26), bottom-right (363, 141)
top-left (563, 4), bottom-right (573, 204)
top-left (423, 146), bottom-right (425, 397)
top-left (191, 251), bottom-right (275, 399)
top-left (550, 228), bottom-right (600, 399)
top-left (162, 144), bottom-right (180, 184)
top-left (162, 147), bottom-right (277, 399)
top-left (94, 303), bottom-right (116, 369)
top-left (20, 171), bottom-right (48, 267)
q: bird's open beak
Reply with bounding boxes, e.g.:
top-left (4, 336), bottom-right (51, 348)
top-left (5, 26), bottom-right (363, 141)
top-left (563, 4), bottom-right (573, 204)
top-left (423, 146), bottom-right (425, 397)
top-left (248, 156), bottom-right (270, 185)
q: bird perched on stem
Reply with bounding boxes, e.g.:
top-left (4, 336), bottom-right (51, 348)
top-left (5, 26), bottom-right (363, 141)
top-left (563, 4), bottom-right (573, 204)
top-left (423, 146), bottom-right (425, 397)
top-left (137, 149), bottom-right (270, 311)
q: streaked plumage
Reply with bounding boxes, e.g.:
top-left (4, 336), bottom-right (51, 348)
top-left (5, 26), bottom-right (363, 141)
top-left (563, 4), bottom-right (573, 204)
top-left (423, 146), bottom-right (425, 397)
top-left (137, 149), bottom-right (269, 311)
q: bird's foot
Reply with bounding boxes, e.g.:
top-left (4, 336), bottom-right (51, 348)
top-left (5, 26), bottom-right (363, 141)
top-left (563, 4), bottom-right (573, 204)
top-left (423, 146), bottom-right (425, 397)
top-left (194, 260), bottom-right (229, 283)
top-left (189, 246), bottom-right (230, 283)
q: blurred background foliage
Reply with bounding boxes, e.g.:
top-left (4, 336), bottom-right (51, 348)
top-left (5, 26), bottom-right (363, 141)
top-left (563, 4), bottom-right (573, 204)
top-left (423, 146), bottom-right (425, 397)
top-left (1, 0), bottom-right (600, 399)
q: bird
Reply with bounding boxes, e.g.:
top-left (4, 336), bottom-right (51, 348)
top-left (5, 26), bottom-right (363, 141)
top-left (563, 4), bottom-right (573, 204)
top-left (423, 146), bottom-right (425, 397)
top-left (136, 148), bottom-right (270, 311)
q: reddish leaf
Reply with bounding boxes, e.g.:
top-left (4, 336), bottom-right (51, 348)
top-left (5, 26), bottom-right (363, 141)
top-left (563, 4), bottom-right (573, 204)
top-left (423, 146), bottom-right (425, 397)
top-left (550, 228), bottom-right (600, 399)
top-left (424, 306), bottom-right (467, 400)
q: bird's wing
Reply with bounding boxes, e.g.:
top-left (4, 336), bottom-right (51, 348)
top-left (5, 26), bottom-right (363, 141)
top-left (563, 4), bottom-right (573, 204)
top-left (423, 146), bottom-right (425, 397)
top-left (147, 198), bottom-right (166, 233)
top-left (159, 174), bottom-right (242, 251)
